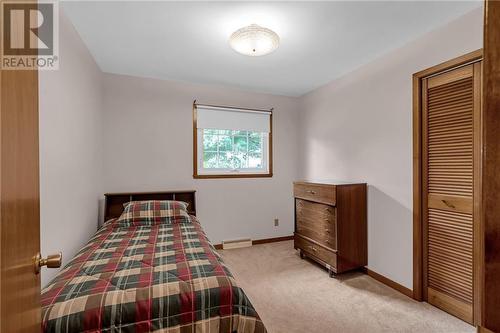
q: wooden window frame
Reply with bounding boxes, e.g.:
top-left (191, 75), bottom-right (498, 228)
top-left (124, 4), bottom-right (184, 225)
top-left (192, 102), bottom-right (273, 179)
top-left (412, 49), bottom-right (483, 322)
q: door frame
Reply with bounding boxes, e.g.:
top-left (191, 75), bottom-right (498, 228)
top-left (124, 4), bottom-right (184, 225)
top-left (481, 0), bottom-right (500, 331)
top-left (412, 49), bottom-right (483, 323)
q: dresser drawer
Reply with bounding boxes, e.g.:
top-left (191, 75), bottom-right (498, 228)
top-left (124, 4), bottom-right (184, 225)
top-left (296, 199), bottom-right (335, 221)
top-left (294, 182), bottom-right (336, 205)
top-left (296, 224), bottom-right (336, 249)
top-left (295, 234), bottom-right (337, 269)
top-left (296, 200), bottom-right (336, 249)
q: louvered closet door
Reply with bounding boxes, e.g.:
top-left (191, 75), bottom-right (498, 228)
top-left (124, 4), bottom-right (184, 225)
top-left (422, 63), bottom-right (481, 324)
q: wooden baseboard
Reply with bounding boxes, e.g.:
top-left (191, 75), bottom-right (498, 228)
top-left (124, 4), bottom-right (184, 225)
top-left (214, 235), bottom-right (293, 250)
top-left (253, 235), bottom-right (294, 245)
top-left (364, 268), bottom-right (414, 299)
top-left (477, 326), bottom-right (495, 333)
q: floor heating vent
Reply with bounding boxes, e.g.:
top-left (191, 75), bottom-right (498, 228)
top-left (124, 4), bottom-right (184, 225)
top-left (222, 238), bottom-right (252, 250)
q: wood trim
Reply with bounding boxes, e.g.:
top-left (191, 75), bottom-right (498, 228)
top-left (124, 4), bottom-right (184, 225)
top-left (0, 54), bottom-right (2, 333)
top-left (477, 327), bottom-right (495, 333)
top-left (192, 102), bottom-right (273, 179)
top-left (193, 173), bottom-right (273, 179)
top-left (472, 61), bottom-right (483, 326)
top-left (252, 235), bottom-right (293, 245)
top-left (481, 1), bottom-right (500, 331)
top-left (269, 111), bottom-right (273, 177)
top-left (0, 50), bottom-right (2, 333)
top-left (412, 50), bottom-right (483, 304)
top-left (413, 49), bottom-right (483, 79)
top-left (365, 268), bottom-right (414, 299)
top-left (192, 101), bottom-right (198, 178)
top-left (214, 235), bottom-right (293, 249)
top-left (421, 76), bottom-right (430, 302)
top-left (412, 73), bottom-right (423, 301)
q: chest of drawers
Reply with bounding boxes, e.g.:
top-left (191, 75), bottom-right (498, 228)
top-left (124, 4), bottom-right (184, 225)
top-left (293, 181), bottom-right (367, 277)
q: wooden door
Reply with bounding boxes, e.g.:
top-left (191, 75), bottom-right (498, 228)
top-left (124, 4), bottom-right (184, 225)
top-left (422, 62), bottom-right (482, 324)
top-left (0, 46), bottom-right (42, 333)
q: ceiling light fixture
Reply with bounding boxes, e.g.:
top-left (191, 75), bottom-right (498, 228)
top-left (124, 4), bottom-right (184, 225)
top-left (229, 24), bottom-right (280, 57)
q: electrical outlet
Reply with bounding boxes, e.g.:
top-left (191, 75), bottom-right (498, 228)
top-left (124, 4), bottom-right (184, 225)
top-left (274, 218), bottom-right (279, 227)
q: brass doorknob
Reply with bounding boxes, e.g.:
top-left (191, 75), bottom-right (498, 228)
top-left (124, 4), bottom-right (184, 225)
top-left (34, 252), bottom-right (62, 274)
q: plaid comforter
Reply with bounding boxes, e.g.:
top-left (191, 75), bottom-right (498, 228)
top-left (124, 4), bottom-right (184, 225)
top-left (41, 218), bottom-right (266, 333)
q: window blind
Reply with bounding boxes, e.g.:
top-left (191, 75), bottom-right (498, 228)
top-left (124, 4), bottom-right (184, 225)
top-left (196, 105), bottom-right (271, 133)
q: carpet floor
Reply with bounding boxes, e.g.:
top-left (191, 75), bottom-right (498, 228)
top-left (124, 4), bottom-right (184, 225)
top-left (220, 240), bottom-right (474, 333)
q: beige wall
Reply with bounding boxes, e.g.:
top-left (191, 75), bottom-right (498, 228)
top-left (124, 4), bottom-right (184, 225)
top-left (39, 6), bottom-right (482, 291)
top-left (39, 8), bottom-right (300, 287)
top-left (101, 73), bottom-right (300, 245)
top-left (298, 8), bottom-right (483, 288)
top-left (39, 9), bottom-right (103, 286)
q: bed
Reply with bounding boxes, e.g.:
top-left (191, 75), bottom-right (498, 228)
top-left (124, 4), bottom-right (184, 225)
top-left (41, 190), bottom-right (266, 333)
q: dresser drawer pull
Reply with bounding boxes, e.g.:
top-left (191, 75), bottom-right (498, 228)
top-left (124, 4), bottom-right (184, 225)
top-left (325, 229), bottom-right (330, 233)
top-left (306, 190), bottom-right (316, 195)
top-left (309, 245), bottom-right (318, 252)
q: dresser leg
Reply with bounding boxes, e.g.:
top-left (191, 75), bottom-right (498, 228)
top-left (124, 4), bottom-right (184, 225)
top-left (329, 269), bottom-right (336, 278)
top-left (299, 250), bottom-right (305, 259)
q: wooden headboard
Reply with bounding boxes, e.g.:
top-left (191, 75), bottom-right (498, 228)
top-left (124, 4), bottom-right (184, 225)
top-left (104, 190), bottom-right (196, 221)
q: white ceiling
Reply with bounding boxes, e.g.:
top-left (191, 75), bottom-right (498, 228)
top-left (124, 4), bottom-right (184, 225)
top-left (62, 1), bottom-right (481, 96)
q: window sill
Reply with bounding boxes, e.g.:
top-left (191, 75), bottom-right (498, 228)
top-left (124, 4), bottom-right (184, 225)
top-left (193, 173), bottom-right (273, 179)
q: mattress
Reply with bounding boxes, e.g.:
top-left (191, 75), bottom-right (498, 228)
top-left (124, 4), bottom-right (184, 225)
top-left (41, 218), bottom-right (266, 333)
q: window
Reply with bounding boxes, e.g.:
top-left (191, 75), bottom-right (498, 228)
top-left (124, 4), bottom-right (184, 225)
top-left (193, 104), bottom-right (272, 178)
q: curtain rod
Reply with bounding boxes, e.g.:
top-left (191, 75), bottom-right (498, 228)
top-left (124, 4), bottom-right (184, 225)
top-left (193, 100), bottom-right (273, 114)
